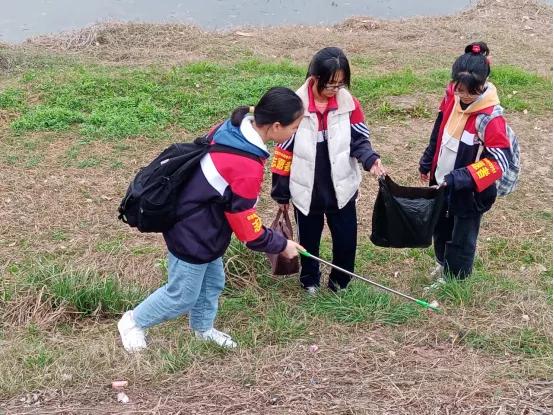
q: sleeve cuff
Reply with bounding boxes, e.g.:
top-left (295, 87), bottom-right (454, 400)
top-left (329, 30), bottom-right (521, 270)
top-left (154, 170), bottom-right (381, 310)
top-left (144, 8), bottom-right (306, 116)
top-left (444, 173), bottom-right (454, 189)
top-left (419, 165), bottom-right (431, 174)
top-left (363, 155), bottom-right (379, 171)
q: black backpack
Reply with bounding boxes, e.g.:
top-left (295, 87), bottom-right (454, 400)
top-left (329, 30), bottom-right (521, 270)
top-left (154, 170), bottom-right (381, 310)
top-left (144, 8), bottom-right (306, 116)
top-left (118, 132), bottom-right (260, 233)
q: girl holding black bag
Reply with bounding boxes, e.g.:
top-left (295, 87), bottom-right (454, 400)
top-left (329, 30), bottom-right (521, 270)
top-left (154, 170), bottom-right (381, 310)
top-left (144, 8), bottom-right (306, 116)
top-left (419, 42), bottom-right (518, 285)
top-left (271, 47), bottom-right (385, 294)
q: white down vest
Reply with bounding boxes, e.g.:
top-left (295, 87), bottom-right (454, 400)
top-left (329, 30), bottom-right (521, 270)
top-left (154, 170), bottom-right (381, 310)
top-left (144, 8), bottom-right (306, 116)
top-left (290, 79), bottom-right (362, 216)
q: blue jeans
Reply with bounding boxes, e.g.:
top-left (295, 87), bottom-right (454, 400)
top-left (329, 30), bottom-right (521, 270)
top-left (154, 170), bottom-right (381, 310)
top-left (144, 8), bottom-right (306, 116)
top-left (133, 253), bottom-right (225, 332)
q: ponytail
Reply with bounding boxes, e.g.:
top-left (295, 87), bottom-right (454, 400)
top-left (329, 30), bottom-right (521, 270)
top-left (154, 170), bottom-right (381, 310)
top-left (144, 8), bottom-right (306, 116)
top-left (230, 87), bottom-right (303, 127)
top-left (230, 106), bottom-right (251, 127)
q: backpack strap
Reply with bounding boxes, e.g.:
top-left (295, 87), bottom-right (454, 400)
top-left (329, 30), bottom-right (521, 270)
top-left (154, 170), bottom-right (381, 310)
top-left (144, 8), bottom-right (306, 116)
top-left (474, 107), bottom-right (503, 162)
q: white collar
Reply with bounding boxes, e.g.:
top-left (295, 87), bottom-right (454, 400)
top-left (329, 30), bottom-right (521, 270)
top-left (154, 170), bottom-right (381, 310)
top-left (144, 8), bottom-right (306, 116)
top-left (240, 115), bottom-right (269, 153)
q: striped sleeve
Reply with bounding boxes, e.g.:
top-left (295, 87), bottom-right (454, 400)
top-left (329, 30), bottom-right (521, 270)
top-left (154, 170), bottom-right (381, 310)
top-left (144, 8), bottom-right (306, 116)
top-left (483, 116), bottom-right (512, 176)
top-left (464, 116), bottom-right (511, 192)
top-left (350, 98), bottom-right (379, 170)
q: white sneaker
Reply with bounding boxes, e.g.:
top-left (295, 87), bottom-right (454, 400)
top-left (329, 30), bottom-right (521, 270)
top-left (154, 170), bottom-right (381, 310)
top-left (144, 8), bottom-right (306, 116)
top-left (305, 286), bottom-right (319, 296)
top-left (118, 310), bottom-right (147, 353)
top-left (430, 263), bottom-right (444, 279)
top-left (194, 328), bottom-right (237, 349)
top-left (424, 277), bottom-right (446, 292)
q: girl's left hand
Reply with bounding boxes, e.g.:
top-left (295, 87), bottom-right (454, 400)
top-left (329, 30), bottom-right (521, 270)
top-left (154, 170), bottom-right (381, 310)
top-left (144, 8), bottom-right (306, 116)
top-left (370, 158), bottom-right (386, 177)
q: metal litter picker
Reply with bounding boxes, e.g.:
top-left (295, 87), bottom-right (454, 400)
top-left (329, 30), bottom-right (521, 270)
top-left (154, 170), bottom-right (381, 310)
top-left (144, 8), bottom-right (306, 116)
top-left (298, 249), bottom-right (440, 312)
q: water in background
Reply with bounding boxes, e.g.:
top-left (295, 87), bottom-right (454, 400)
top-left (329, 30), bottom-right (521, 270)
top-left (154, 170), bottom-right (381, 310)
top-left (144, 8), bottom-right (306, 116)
top-left (0, 0), bottom-right (474, 44)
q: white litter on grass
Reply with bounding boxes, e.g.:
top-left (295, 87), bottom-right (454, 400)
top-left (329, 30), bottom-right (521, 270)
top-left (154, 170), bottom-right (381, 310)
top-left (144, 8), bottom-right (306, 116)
top-left (308, 344), bottom-right (319, 353)
top-left (117, 392), bottom-right (130, 404)
top-left (430, 300), bottom-right (439, 308)
top-left (112, 380), bottom-right (128, 389)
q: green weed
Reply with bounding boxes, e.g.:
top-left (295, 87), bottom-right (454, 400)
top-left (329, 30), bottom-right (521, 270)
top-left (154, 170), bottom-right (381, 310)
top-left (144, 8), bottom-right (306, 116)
top-left (95, 237), bottom-right (125, 254)
top-left (6, 62), bottom-right (549, 140)
top-left (0, 88), bottom-right (25, 109)
top-left (490, 66), bottom-right (552, 112)
top-left (463, 327), bottom-right (552, 357)
top-left (304, 281), bottom-right (420, 325)
top-left (24, 261), bottom-right (147, 316)
top-left (50, 230), bottom-right (68, 241)
top-left (24, 346), bottom-right (55, 369)
top-left (11, 106), bottom-right (84, 133)
top-left (434, 277), bottom-right (474, 306)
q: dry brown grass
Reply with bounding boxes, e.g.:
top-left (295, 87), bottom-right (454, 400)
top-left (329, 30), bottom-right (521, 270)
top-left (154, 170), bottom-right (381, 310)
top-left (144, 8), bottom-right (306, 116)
top-left (0, 0), bottom-right (548, 76)
top-left (2, 325), bottom-right (551, 414)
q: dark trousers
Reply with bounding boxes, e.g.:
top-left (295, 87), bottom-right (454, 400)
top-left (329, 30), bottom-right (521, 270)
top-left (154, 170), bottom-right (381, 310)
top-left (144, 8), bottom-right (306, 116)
top-left (433, 208), bottom-right (482, 280)
top-left (294, 200), bottom-right (357, 290)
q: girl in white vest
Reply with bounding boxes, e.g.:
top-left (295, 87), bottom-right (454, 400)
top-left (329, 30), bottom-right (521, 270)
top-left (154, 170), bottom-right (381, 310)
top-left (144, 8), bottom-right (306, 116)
top-left (271, 47), bottom-right (385, 293)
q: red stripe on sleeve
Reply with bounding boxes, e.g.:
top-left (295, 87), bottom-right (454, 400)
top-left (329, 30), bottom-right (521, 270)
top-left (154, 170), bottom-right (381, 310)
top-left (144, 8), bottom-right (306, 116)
top-left (210, 152), bottom-right (263, 199)
top-left (350, 98), bottom-right (365, 124)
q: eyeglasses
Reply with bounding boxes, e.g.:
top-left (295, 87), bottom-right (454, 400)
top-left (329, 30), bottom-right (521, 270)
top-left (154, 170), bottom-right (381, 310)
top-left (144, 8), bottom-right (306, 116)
top-left (323, 83), bottom-right (346, 91)
top-left (454, 86), bottom-right (483, 99)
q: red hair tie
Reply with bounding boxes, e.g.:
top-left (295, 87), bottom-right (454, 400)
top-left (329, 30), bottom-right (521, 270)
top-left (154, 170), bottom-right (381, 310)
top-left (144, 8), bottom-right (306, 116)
top-left (472, 44), bottom-right (481, 54)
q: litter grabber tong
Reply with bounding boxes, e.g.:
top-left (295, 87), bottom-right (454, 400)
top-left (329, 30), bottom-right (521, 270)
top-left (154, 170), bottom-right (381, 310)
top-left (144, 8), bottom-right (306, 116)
top-left (298, 249), bottom-right (440, 312)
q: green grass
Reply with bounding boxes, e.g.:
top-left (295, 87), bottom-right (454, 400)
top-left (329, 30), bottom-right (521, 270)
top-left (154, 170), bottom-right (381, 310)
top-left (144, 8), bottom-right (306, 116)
top-left (157, 335), bottom-right (228, 374)
top-left (490, 66), bottom-right (553, 112)
top-left (11, 105), bottom-right (85, 132)
top-left (50, 230), bottom-right (68, 242)
top-left (486, 236), bottom-right (551, 266)
top-left (21, 261), bottom-right (147, 316)
top-left (5, 60), bottom-right (549, 143)
top-left (24, 345), bottom-right (55, 370)
top-left (464, 327), bottom-right (552, 357)
top-left (0, 87), bottom-right (26, 110)
top-left (303, 281), bottom-right (421, 325)
top-left (95, 237), bottom-right (125, 254)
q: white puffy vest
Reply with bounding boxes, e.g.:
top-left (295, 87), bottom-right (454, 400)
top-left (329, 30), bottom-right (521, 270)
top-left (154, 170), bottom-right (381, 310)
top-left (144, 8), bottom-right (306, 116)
top-left (290, 79), bottom-right (361, 216)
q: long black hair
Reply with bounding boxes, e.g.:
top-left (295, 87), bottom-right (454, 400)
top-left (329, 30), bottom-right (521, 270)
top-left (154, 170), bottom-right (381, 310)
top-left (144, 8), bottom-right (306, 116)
top-left (306, 47), bottom-right (351, 94)
top-left (451, 41), bottom-right (491, 95)
top-left (230, 87), bottom-right (303, 127)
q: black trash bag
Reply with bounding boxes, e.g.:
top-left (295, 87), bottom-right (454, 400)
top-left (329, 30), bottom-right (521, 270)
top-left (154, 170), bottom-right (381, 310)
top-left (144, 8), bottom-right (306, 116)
top-left (370, 175), bottom-right (445, 248)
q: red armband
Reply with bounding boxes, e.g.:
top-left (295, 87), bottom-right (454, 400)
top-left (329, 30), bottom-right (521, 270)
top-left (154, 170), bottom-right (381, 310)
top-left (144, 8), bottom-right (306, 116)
top-left (225, 208), bottom-right (264, 242)
top-left (467, 158), bottom-right (502, 192)
top-left (271, 147), bottom-right (292, 176)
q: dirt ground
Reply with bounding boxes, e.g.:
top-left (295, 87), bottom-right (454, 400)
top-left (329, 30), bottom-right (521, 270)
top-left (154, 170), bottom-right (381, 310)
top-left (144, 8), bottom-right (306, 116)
top-left (0, 0), bottom-right (552, 413)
